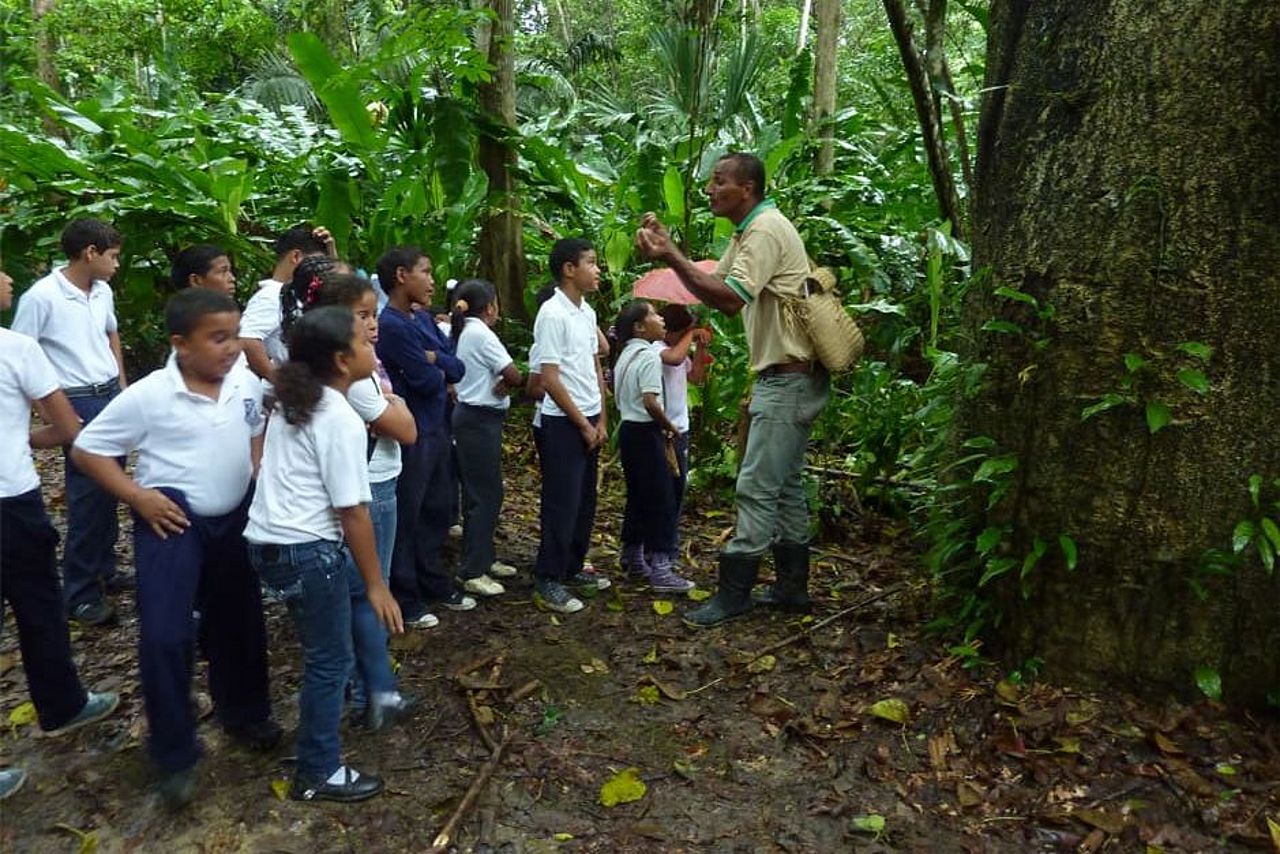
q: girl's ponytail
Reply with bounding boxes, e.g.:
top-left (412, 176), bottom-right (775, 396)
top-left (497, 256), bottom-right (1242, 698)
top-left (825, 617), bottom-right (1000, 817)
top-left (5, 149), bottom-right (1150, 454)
top-left (276, 306), bottom-right (356, 426)
top-left (449, 278), bottom-right (497, 347)
top-left (281, 255), bottom-right (339, 338)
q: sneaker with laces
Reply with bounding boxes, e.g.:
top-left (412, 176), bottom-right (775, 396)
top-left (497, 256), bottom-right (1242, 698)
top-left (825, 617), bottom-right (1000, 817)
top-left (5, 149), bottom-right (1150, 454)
top-left (433, 590), bottom-right (478, 611)
top-left (405, 610), bottom-right (440, 629)
top-left (489, 560), bottom-right (518, 578)
top-left (533, 579), bottom-right (584, 614)
top-left (70, 599), bottom-right (117, 627)
top-left (462, 575), bottom-right (505, 596)
top-left (44, 691), bottom-right (120, 737)
top-left (568, 569), bottom-right (611, 594)
top-left (645, 553), bottom-right (696, 593)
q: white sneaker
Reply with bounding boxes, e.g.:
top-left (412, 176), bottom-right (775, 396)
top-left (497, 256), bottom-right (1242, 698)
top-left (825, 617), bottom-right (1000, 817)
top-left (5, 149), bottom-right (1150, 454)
top-left (448, 524), bottom-right (463, 538)
top-left (489, 561), bottom-right (518, 579)
top-left (406, 611), bottom-right (439, 629)
top-left (463, 575), bottom-right (505, 597)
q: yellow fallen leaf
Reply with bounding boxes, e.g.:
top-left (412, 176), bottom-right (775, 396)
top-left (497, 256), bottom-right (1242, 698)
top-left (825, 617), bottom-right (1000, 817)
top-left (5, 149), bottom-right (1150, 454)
top-left (8, 701), bottom-right (36, 728)
top-left (687, 588), bottom-right (712, 601)
top-left (633, 686), bottom-right (660, 705)
top-left (642, 646), bottom-right (659, 664)
top-left (869, 698), bottom-right (910, 724)
top-left (599, 767), bottom-right (646, 807)
top-left (270, 779), bottom-right (290, 801)
top-left (54, 824), bottom-right (98, 854)
top-left (746, 654), bottom-right (777, 674)
top-left (652, 600), bottom-right (674, 616)
top-left (1266, 816), bottom-right (1280, 850)
top-left (553, 833), bottom-right (575, 842)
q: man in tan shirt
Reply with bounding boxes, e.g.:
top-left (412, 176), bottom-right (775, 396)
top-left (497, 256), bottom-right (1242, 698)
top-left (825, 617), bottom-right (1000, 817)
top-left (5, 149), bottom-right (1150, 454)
top-left (636, 152), bottom-right (830, 627)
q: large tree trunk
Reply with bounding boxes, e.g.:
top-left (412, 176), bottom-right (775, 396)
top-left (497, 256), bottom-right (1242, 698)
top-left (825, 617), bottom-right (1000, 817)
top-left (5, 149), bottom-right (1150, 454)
top-left (812, 0), bottom-right (839, 176)
top-left (475, 0), bottom-right (528, 321)
top-left (963, 1), bottom-right (1280, 703)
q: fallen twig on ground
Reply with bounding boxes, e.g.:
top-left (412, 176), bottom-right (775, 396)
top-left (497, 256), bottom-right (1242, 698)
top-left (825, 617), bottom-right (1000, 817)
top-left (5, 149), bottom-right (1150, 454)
top-left (430, 728), bottom-right (512, 853)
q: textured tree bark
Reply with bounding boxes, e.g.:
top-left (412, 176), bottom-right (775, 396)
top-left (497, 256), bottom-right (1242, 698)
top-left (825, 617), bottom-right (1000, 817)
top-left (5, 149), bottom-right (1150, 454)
top-left (475, 0), bottom-right (528, 321)
top-left (964, 0), bottom-right (1280, 703)
top-left (812, 0), bottom-right (840, 176)
top-left (31, 0), bottom-right (62, 136)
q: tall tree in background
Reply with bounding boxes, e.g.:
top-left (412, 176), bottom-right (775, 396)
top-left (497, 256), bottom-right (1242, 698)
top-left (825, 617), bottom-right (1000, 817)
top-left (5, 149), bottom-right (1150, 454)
top-left (475, 0), bottom-right (528, 319)
top-left (812, 0), bottom-right (839, 175)
top-left (963, 1), bottom-right (1280, 702)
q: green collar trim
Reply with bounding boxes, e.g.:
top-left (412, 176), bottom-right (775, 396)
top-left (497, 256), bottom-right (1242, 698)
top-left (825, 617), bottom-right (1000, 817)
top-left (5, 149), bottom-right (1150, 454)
top-left (735, 198), bottom-right (776, 233)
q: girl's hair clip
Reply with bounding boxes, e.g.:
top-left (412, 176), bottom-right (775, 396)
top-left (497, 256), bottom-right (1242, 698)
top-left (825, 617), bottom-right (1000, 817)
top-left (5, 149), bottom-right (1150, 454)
top-left (304, 274), bottom-right (323, 306)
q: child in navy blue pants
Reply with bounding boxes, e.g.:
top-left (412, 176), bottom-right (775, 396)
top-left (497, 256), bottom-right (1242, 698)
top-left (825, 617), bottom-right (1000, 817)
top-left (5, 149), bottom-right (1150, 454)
top-left (73, 289), bottom-right (278, 809)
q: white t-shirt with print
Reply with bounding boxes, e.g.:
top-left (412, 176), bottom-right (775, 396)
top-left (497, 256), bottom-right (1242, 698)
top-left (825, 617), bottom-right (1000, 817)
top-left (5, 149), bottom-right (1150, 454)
top-left (455, 317), bottom-right (514, 411)
top-left (245, 386), bottom-right (372, 544)
top-left (0, 329), bottom-right (60, 498)
top-left (534, 288), bottom-right (600, 418)
top-left (75, 359), bottom-right (265, 517)
top-left (614, 338), bottom-right (664, 424)
top-left (346, 375), bottom-right (402, 484)
top-left (11, 268), bottom-right (119, 387)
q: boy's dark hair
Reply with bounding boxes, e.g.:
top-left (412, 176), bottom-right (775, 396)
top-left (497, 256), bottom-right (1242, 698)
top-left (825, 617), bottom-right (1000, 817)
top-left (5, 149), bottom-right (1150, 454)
top-left (658, 304), bottom-right (694, 334)
top-left (309, 272), bottom-right (374, 312)
top-left (273, 225), bottom-right (327, 259)
top-left (376, 246), bottom-right (428, 294)
top-left (170, 244), bottom-right (227, 290)
top-left (164, 287), bottom-right (238, 337)
top-left (276, 306), bottom-right (355, 426)
top-left (61, 219), bottom-right (122, 259)
top-left (549, 238), bottom-right (594, 283)
top-left (281, 255), bottom-right (340, 338)
top-left (718, 152), bottom-right (767, 200)
top-left (611, 300), bottom-right (653, 366)
top-left (450, 278), bottom-right (497, 347)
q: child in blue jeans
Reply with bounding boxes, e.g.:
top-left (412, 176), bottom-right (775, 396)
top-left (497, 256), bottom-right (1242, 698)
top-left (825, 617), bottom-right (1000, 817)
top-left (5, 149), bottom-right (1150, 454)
top-left (245, 306), bottom-right (403, 803)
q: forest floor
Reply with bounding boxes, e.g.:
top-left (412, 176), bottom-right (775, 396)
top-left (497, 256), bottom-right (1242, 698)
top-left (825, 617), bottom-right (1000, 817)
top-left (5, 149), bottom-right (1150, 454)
top-left (3, 420), bottom-right (1280, 853)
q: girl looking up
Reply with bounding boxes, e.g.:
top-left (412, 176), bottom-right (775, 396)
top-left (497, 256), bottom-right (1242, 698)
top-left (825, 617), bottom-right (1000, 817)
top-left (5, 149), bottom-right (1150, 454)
top-left (450, 279), bottom-right (522, 595)
top-left (245, 306), bottom-right (403, 803)
top-left (612, 300), bottom-right (695, 592)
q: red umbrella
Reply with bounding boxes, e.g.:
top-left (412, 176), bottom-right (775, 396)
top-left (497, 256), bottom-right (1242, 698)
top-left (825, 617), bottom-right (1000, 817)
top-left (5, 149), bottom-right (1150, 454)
top-left (631, 259), bottom-right (719, 305)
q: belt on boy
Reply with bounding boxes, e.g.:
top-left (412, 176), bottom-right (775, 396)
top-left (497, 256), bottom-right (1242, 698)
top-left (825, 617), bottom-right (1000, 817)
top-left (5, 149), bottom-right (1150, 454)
top-left (63, 378), bottom-right (121, 399)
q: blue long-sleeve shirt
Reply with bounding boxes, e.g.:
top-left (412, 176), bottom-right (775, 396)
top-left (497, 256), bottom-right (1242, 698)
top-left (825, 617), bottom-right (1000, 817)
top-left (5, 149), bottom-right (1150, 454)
top-left (376, 306), bottom-right (464, 434)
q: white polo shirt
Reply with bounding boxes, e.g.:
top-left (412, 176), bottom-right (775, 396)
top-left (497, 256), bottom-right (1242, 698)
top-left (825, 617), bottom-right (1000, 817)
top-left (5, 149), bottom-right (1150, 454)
top-left (528, 341), bottom-right (543, 428)
top-left (534, 288), bottom-right (601, 418)
top-left (0, 329), bottom-right (60, 498)
top-left (662, 352), bottom-right (692, 434)
top-left (245, 387), bottom-right (371, 545)
top-left (240, 280), bottom-right (288, 365)
top-left (346, 375), bottom-right (402, 484)
top-left (455, 317), bottom-right (514, 411)
top-left (11, 268), bottom-right (118, 387)
top-left (74, 358), bottom-right (265, 517)
top-left (615, 338), bottom-right (664, 423)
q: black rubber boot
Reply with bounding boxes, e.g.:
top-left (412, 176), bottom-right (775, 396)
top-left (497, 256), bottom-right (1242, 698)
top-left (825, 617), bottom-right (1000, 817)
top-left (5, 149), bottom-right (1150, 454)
top-left (752, 541), bottom-right (812, 612)
top-left (683, 553), bottom-right (759, 628)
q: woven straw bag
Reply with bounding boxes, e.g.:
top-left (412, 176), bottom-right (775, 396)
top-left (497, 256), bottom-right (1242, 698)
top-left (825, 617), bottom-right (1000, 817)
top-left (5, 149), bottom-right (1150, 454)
top-left (781, 267), bottom-right (865, 374)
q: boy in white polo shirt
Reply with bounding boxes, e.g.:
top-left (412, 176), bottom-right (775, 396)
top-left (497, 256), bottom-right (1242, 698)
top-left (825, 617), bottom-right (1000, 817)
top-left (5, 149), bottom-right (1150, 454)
top-left (240, 225), bottom-right (333, 383)
top-left (531, 238), bottom-right (612, 614)
top-left (72, 288), bottom-right (278, 808)
top-left (11, 218), bottom-right (129, 627)
top-left (0, 268), bottom-right (120, 800)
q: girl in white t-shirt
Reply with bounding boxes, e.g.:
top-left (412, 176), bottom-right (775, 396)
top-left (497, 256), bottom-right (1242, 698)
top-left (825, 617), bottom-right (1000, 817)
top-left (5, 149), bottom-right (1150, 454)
top-left (245, 306), bottom-right (403, 803)
top-left (307, 273), bottom-right (418, 729)
top-left (449, 279), bottom-right (523, 595)
top-left (612, 301), bottom-right (695, 592)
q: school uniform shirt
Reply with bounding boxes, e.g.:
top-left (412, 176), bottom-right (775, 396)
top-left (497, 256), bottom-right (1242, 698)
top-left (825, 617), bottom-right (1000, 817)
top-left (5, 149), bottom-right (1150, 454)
top-left (239, 280), bottom-right (289, 366)
top-left (661, 349), bottom-right (692, 434)
top-left (74, 358), bottom-right (265, 517)
top-left (346, 375), bottom-right (402, 484)
top-left (533, 288), bottom-right (601, 418)
top-left (615, 338), bottom-right (664, 424)
top-left (0, 329), bottom-right (60, 498)
top-left (245, 387), bottom-right (371, 545)
top-left (528, 341), bottom-right (542, 429)
top-left (11, 268), bottom-right (119, 387)
top-left (455, 317), bottom-right (514, 411)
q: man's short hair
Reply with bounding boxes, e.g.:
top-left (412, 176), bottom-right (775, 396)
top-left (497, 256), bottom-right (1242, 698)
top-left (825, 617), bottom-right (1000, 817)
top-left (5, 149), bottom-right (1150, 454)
top-left (61, 219), bottom-right (122, 259)
top-left (549, 238), bottom-right (594, 283)
top-left (273, 225), bottom-right (327, 259)
top-left (164, 287), bottom-right (238, 337)
top-left (718, 153), bottom-right (767, 200)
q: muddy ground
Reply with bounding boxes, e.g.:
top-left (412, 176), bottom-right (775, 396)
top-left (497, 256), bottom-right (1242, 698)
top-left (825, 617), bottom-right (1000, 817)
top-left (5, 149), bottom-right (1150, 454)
top-left (2, 421), bottom-right (1279, 853)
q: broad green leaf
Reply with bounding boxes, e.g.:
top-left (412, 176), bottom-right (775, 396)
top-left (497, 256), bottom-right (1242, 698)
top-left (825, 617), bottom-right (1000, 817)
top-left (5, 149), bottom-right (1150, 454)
top-left (1261, 518), bottom-right (1280, 554)
top-left (661, 165), bottom-right (685, 220)
top-left (1232, 520), bottom-right (1255, 554)
top-left (976, 526), bottom-right (1003, 555)
top-left (868, 698), bottom-right (910, 724)
top-left (288, 32), bottom-right (379, 151)
top-left (979, 557), bottom-right (1016, 587)
top-left (1081, 393), bottom-right (1127, 421)
top-left (973, 454), bottom-right (1017, 483)
top-left (851, 814), bottom-right (886, 835)
top-left (962, 435), bottom-right (998, 449)
top-left (993, 286), bottom-right (1038, 307)
top-left (1021, 538), bottom-right (1047, 579)
top-left (1249, 474), bottom-right (1264, 510)
top-left (1123, 353), bottom-right (1147, 373)
top-left (981, 319), bottom-right (1023, 335)
top-left (1176, 369), bottom-right (1210, 394)
top-left (1177, 341), bottom-right (1212, 362)
top-left (1193, 666), bottom-right (1222, 701)
top-left (1059, 535), bottom-right (1079, 570)
top-left (1259, 536), bottom-right (1275, 573)
top-left (1145, 401), bottom-right (1172, 433)
top-left (599, 767), bottom-right (646, 807)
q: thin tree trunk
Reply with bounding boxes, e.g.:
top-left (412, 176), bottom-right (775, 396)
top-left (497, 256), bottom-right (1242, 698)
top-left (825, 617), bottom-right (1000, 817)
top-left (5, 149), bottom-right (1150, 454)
top-left (797, 0), bottom-right (813, 53)
top-left (882, 0), bottom-right (963, 239)
top-left (813, 0), bottom-right (840, 176)
top-left (964, 0), bottom-right (1280, 704)
top-left (475, 0), bottom-right (528, 320)
top-left (31, 0), bottom-right (62, 136)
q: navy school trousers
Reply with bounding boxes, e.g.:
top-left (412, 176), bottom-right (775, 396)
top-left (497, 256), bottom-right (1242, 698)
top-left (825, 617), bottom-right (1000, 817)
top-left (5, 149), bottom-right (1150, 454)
top-left (534, 413), bottom-right (599, 581)
top-left (390, 427), bottom-right (454, 611)
top-left (0, 489), bottom-right (89, 730)
top-left (133, 487), bottom-right (270, 772)
top-left (618, 420), bottom-right (678, 555)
